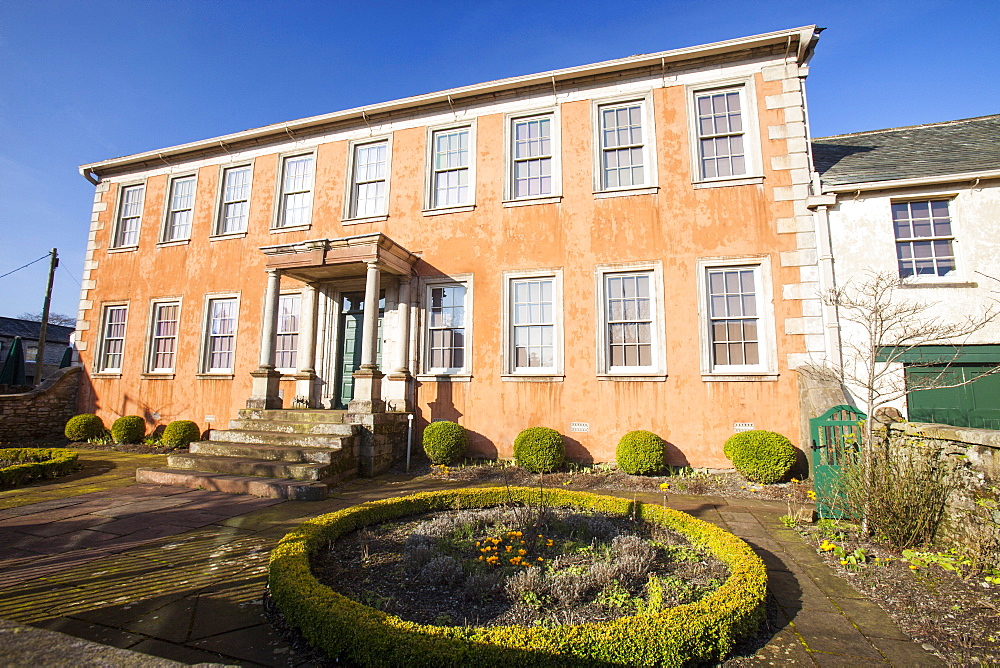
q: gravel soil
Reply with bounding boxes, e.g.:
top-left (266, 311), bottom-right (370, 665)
top-left (66, 441), bottom-right (185, 455)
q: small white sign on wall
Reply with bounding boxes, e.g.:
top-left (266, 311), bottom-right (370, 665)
top-left (570, 422), bottom-right (590, 433)
top-left (734, 422), bottom-right (755, 432)
top-left (204, 415), bottom-right (216, 423)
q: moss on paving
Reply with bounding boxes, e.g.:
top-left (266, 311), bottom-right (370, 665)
top-left (0, 449), bottom-right (168, 510)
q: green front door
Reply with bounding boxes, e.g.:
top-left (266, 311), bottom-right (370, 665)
top-left (809, 405), bottom-right (866, 519)
top-left (334, 291), bottom-right (384, 409)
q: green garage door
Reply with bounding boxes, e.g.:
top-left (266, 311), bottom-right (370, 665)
top-left (902, 346), bottom-right (1000, 429)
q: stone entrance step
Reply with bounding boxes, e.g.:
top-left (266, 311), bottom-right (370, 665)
top-left (237, 408), bottom-right (349, 423)
top-left (208, 428), bottom-right (351, 448)
top-left (189, 441), bottom-right (340, 463)
top-left (167, 452), bottom-right (329, 480)
top-left (136, 467), bottom-right (329, 501)
top-left (226, 418), bottom-right (354, 435)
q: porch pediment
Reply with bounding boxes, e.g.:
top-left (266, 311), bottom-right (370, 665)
top-left (260, 233), bottom-right (417, 282)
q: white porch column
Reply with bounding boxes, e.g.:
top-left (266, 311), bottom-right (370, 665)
top-left (294, 282), bottom-right (319, 406)
top-left (349, 260), bottom-right (385, 413)
top-left (385, 277), bottom-right (413, 411)
top-left (248, 268), bottom-right (283, 409)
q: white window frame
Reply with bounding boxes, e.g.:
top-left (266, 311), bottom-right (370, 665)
top-left (594, 262), bottom-right (666, 380)
top-left (696, 256), bottom-right (777, 381)
top-left (110, 182), bottom-right (146, 249)
top-left (160, 174), bottom-right (197, 244)
top-left (591, 92), bottom-right (658, 196)
top-left (213, 162), bottom-right (254, 237)
top-left (501, 269), bottom-right (564, 380)
top-left (344, 136), bottom-right (393, 222)
top-left (890, 196), bottom-right (961, 283)
top-left (424, 122), bottom-right (476, 212)
top-left (96, 303), bottom-right (129, 374)
top-left (419, 276), bottom-right (473, 379)
top-left (199, 294), bottom-right (240, 375)
top-left (687, 79), bottom-right (763, 187)
top-left (504, 108), bottom-right (562, 204)
top-left (145, 299), bottom-right (181, 374)
top-left (275, 292), bottom-right (302, 373)
top-left (272, 152), bottom-right (316, 230)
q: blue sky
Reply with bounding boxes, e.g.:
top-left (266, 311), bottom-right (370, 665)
top-left (1, 0), bottom-right (997, 319)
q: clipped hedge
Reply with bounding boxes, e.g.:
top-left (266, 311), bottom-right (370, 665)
top-left (162, 420), bottom-right (201, 449)
top-left (268, 486), bottom-right (766, 667)
top-left (513, 427), bottom-right (565, 473)
top-left (723, 430), bottom-right (796, 484)
top-left (111, 415), bottom-right (145, 444)
top-left (64, 413), bottom-right (105, 442)
top-left (616, 430), bottom-right (666, 475)
top-left (0, 448), bottom-right (79, 487)
top-left (422, 421), bottom-right (468, 465)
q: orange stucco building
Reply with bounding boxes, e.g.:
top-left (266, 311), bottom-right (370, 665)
top-left (74, 27), bottom-right (826, 476)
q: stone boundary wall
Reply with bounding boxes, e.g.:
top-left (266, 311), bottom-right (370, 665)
top-left (0, 366), bottom-right (80, 443)
top-left (887, 421), bottom-right (1000, 566)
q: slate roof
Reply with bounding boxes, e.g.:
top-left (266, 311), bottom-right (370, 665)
top-left (812, 114), bottom-right (1000, 187)
top-left (0, 317), bottom-right (74, 344)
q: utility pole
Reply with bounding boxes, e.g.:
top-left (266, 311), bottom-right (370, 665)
top-left (35, 248), bottom-right (58, 386)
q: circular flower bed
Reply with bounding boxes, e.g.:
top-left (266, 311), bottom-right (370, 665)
top-left (0, 448), bottom-right (79, 487)
top-left (268, 487), bottom-right (767, 666)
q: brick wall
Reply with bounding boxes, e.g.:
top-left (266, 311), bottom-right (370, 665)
top-left (0, 366), bottom-right (80, 443)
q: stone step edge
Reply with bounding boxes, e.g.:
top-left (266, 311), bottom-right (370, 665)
top-left (191, 441), bottom-right (344, 455)
top-left (167, 453), bottom-right (329, 480)
top-left (136, 467), bottom-right (329, 501)
top-left (209, 429), bottom-right (351, 442)
top-left (227, 419), bottom-right (355, 433)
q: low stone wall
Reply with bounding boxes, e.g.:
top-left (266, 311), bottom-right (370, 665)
top-left (887, 421), bottom-right (1000, 565)
top-left (0, 366), bottom-right (80, 443)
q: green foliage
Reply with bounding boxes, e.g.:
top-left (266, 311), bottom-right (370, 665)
top-left (0, 448), bottom-right (79, 487)
top-left (723, 430), bottom-right (796, 484)
top-left (161, 420), bottom-right (201, 449)
top-left (513, 427), bottom-right (565, 473)
top-left (422, 421), bottom-right (468, 465)
top-left (64, 413), bottom-right (105, 442)
top-left (616, 430), bottom-right (665, 475)
top-left (267, 486), bottom-right (767, 667)
top-left (779, 515), bottom-right (797, 529)
top-left (901, 548), bottom-right (972, 573)
top-left (110, 415), bottom-right (145, 444)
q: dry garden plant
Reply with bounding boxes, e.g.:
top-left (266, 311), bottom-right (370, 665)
top-left (312, 499), bottom-right (728, 629)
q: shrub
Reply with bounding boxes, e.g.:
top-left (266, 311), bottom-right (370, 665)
top-left (422, 421), bottom-right (468, 465)
top-left (111, 415), bottom-right (146, 444)
top-left (161, 420), bottom-right (201, 448)
top-left (64, 413), bottom-right (105, 442)
top-left (513, 427), bottom-right (564, 473)
top-left (0, 448), bottom-right (79, 487)
top-left (616, 430), bottom-right (666, 475)
top-left (268, 486), bottom-right (767, 666)
top-left (723, 430), bottom-right (796, 484)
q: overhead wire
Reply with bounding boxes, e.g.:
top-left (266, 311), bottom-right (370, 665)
top-left (0, 253), bottom-right (50, 280)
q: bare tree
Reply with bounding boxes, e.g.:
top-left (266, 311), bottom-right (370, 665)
top-left (817, 270), bottom-right (999, 534)
top-left (17, 312), bottom-right (76, 327)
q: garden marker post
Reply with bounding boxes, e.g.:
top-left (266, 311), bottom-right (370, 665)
top-left (810, 405), bottom-right (866, 519)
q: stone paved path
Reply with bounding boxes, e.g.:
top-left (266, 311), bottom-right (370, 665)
top-left (0, 451), bottom-right (947, 666)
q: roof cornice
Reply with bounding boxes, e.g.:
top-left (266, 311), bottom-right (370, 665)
top-left (80, 25), bottom-right (818, 181)
top-left (822, 169), bottom-right (1000, 194)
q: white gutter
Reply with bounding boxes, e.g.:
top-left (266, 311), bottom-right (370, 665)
top-left (822, 169), bottom-right (1000, 194)
top-left (80, 25), bottom-right (818, 178)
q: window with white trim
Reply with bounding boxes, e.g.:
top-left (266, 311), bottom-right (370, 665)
top-left (349, 140), bottom-right (389, 218)
top-left (690, 85), bottom-right (757, 182)
top-left (275, 293), bottom-right (300, 371)
top-left (113, 184), bottom-right (144, 248)
top-left (203, 297), bottom-right (238, 372)
top-left (425, 283), bottom-right (467, 373)
top-left (148, 301), bottom-right (180, 372)
top-left (892, 200), bottom-right (956, 279)
top-left (162, 176), bottom-right (195, 242)
top-left (430, 128), bottom-right (470, 208)
top-left (601, 270), bottom-right (659, 372)
top-left (705, 265), bottom-right (764, 371)
top-left (511, 115), bottom-right (554, 199)
top-left (597, 100), bottom-right (651, 190)
top-left (216, 165), bottom-right (251, 235)
top-left (98, 304), bottom-right (128, 372)
top-left (505, 272), bottom-right (562, 375)
top-left (276, 155), bottom-right (314, 228)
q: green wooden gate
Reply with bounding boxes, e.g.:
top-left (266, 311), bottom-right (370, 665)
top-left (809, 405), bottom-right (866, 519)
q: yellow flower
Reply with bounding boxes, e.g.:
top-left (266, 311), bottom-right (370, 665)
top-left (909, 564), bottom-right (918, 570)
top-left (510, 557), bottom-right (521, 565)
top-left (659, 482), bottom-right (670, 490)
top-left (518, 549), bottom-right (527, 556)
top-left (537, 534), bottom-right (544, 538)
top-left (478, 555), bottom-right (484, 561)
top-left (546, 539), bottom-right (554, 547)
top-left (791, 478), bottom-right (800, 484)
top-left (537, 557), bottom-right (544, 562)
top-left (807, 490), bottom-right (817, 500)
top-left (505, 546), bottom-right (513, 552)
top-left (840, 559), bottom-right (848, 565)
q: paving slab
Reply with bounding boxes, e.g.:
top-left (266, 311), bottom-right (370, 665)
top-left (0, 617), bottom-right (183, 667)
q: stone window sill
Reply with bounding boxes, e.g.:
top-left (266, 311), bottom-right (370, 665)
top-left (416, 374), bottom-right (472, 382)
top-left (156, 239), bottom-right (190, 248)
top-left (702, 373), bottom-right (778, 382)
top-left (342, 215), bottom-right (388, 225)
top-left (597, 374), bottom-right (667, 382)
top-left (501, 374), bottom-right (565, 382)
top-left (900, 281), bottom-right (977, 289)
top-left (196, 373), bottom-right (234, 380)
top-left (107, 247), bottom-right (138, 254)
top-left (141, 373), bottom-right (175, 379)
top-left (692, 176), bottom-right (764, 189)
top-left (210, 231), bottom-right (248, 241)
top-left (594, 186), bottom-right (659, 199)
top-left (422, 205), bottom-right (475, 217)
top-left (91, 372), bottom-right (122, 379)
top-left (270, 224), bottom-right (311, 234)
top-left (503, 196), bottom-right (562, 208)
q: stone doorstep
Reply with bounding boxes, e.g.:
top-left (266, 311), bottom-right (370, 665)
top-left (136, 468), bottom-right (329, 501)
top-left (189, 440), bottom-right (340, 464)
top-left (206, 428), bottom-right (351, 448)
top-left (227, 417), bottom-right (355, 435)
top-left (165, 453), bottom-right (329, 481)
